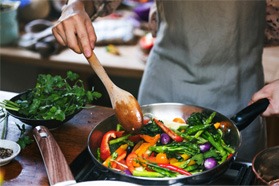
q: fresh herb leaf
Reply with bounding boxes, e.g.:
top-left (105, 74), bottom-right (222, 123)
top-left (0, 71), bottom-right (102, 121)
top-left (16, 124), bottom-right (34, 149)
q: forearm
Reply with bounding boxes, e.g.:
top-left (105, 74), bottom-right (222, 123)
top-left (66, 0), bottom-right (122, 20)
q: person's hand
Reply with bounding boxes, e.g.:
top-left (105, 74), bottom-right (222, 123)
top-left (52, 1), bottom-right (96, 58)
top-left (250, 79), bottom-right (279, 117)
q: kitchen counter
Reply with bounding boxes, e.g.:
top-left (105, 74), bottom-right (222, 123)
top-left (0, 45), bottom-right (145, 78)
top-left (1, 45), bottom-right (278, 81)
top-left (0, 90), bottom-right (115, 186)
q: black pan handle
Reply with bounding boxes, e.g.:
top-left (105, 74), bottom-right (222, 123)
top-left (230, 98), bottom-right (269, 131)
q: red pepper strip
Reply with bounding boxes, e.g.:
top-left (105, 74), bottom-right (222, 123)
top-left (111, 151), bottom-right (127, 168)
top-left (153, 118), bottom-right (184, 142)
top-left (100, 130), bottom-right (125, 161)
top-left (115, 159), bottom-right (127, 171)
top-left (157, 163), bottom-right (192, 176)
top-left (126, 152), bottom-right (138, 173)
top-left (227, 153), bottom-right (233, 160)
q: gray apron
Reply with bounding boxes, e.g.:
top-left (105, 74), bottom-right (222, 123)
top-left (138, 0), bottom-right (267, 161)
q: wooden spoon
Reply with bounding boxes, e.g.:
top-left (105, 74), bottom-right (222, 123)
top-left (85, 52), bottom-right (143, 133)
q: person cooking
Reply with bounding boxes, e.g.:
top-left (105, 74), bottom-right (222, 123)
top-left (52, 0), bottom-right (279, 162)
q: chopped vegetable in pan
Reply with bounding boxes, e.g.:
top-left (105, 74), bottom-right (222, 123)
top-left (96, 112), bottom-right (235, 178)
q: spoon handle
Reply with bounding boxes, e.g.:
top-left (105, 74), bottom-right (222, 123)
top-left (86, 52), bottom-right (116, 106)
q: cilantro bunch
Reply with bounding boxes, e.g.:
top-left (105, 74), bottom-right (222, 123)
top-left (1, 71), bottom-right (101, 121)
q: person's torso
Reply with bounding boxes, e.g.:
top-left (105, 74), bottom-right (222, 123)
top-left (144, 0), bottom-right (266, 116)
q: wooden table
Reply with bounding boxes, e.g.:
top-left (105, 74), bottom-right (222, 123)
top-left (0, 90), bottom-right (115, 186)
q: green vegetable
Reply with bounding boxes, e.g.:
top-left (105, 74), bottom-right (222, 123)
top-left (97, 148), bottom-right (101, 161)
top-left (204, 112), bottom-right (216, 125)
top-left (146, 162), bottom-right (177, 177)
top-left (0, 71), bottom-right (102, 121)
top-left (203, 149), bottom-right (220, 159)
top-left (133, 170), bottom-right (164, 177)
top-left (109, 134), bottom-right (131, 145)
top-left (202, 131), bottom-right (226, 157)
top-left (149, 142), bottom-right (200, 156)
top-left (184, 164), bottom-right (198, 172)
top-left (191, 153), bottom-right (204, 165)
top-left (116, 123), bottom-right (123, 131)
top-left (139, 120), bottom-right (163, 136)
top-left (186, 112), bottom-right (209, 126)
top-left (220, 139), bottom-right (235, 154)
top-left (185, 124), bottom-right (211, 135)
top-left (16, 124), bottom-right (34, 149)
top-left (0, 100), bottom-right (19, 112)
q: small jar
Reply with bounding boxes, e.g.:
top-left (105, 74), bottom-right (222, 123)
top-left (0, 1), bottom-right (20, 45)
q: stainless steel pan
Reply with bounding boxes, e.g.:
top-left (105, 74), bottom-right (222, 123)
top-left (87, 99), bottom-right (269, 185)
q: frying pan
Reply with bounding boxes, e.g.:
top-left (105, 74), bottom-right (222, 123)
top-left (87, 98), bottom-right (269, 185)
top-left (33, 126), bottom-right (140, 186)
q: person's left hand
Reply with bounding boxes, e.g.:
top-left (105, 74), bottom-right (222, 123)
top-left (250, 79), bottom-right (279, 117)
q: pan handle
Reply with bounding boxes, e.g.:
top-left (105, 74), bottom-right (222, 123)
top-left (230, 98), bottom-right (269, 131)
top-left (33, 126), bottom-right (76, 186)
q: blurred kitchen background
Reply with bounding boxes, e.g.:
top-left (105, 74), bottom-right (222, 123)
top-left (0, 0), bottom-right (278, 147)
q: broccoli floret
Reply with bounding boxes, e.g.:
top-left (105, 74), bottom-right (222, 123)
top-left (139, 121), bottom-right (163, 136)
top-left (187, 112), bottom-right (216, 126)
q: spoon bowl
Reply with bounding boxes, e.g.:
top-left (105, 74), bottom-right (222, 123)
top-left (85, 52), bottom-right (143, 133)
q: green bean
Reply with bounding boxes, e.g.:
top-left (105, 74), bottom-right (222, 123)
top-left (109, 134), bottom-right (131, 145)
top-left (186, 124), bottom-right (211, 135)
top-left (202, 131), bottom-right (226, 156)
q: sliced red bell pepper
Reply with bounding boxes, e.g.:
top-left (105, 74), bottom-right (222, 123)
top-left (126, 152), bottom-right (138, 173)
top-left (226, 153), bottom-right (234, 160)
top-left (111, 151), bottom-right (127, 168)
top-left (157, 163), bottom-right (192, 176)
top-left (153, 118), bottom-right (184, 142)
top-left (100, 130), bottom-right (125, 161)
top-left (115, 159), bottom-right (127, 171)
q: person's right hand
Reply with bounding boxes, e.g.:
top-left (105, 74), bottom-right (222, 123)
top-left (52, 1), bottom-right (96, 58)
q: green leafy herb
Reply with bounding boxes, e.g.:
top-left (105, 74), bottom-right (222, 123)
top-left (16, 124), bottom-right (33, 149)
top-left (0, 71), bottom-right (102, 121)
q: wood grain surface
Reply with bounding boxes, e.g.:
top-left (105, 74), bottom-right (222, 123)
top-left (1, 106), bottom-right (114, 186)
